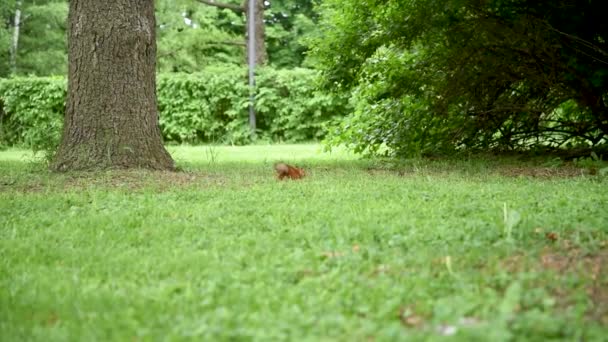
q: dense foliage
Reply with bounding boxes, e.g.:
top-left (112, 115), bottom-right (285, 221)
top-left (311, 0), bottom-right (608, 157)
top-left (265, 0), bottom-right (318, 68)
top-left (0, 0), bottom-right (67, 77)
top-left (0, 2), bottom-right (14, 75)
top-left (0, 0), bottom-right (319, 78)
top-left (158, 0), bottom-right (320, 69)
top-left (156, 0), bottom-right (243, 70)
top-left (0, 67), bottom-right (348, 149)
top-left (0, 76), bottom-right (65, 151)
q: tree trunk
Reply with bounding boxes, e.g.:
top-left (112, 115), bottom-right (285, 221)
top-left (51, 0), bottom-right (174, 172)
top-left (9, 0), bottom-right (22, 74)
top-left (244, 0), bottom-right (267, 65)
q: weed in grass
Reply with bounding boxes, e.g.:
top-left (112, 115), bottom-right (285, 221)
top-left (205, 144), bottom-right (220, 166)
top-left (502, 203), bottom-right (522, 241)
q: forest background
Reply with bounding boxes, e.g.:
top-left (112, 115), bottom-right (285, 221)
top-left (1, 0), bottom-right (607, 158)
top-left (0, 0), bottom-right (344, 154)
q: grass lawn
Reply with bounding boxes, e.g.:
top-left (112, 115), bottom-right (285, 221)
top-left (1, 144), bottom-right (607, 341)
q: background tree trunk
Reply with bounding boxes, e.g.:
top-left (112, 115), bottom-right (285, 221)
top-left (245, 0), bottom-right (267, 65)
top-left (9, 0), bottom-right (22, 74)
top-left (51, 0), bottom-right (174, 171)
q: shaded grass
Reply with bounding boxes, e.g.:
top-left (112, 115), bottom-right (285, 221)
top-left (1, 145), bottom-right (607, 341)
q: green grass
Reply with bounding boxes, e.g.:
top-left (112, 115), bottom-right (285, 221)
top-left (1, 144), bottom-right (607, 341)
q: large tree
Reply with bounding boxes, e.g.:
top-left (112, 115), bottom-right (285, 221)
top-left (51, 0), bottom-right (174, 171)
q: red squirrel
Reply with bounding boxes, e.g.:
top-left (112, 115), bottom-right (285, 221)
top-left (274, 162), bottom-right (305, 180)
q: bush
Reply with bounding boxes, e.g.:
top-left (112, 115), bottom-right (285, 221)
top-left (0, 77), bottom-right (65, 152)
top-left (312, 1), bottom-right (608, 157)
top-left (0, 66), bottom-right (349, 149)
top-left (324, 46), bottom-right (462, 157)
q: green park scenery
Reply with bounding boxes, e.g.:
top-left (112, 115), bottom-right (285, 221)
top-left (2, 0), bottom-right (608, 340)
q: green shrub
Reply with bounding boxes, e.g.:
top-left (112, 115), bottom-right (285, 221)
top-left (256, 67), bottom-right (347, 142)
top-left (157, 66), bottom-right (349, 145)
top-left (0, 77), bottom-right (65, 152)
top-left (324, 46), bottom-right (461, 157)
top-left (0, 67), bottom-right (349, 149)
top-left (312, 1), bottom-right (608, 156)
top-left (157, 67), bottom-right (250, 145)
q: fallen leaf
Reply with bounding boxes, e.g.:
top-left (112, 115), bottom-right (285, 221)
top-left (404, 315), bottom-right (424, 327)
top-left (46, 313), bottom-right (60, 326)
top-left (320, 251), bottom-right (344, 259)
top-left (369, 265), bottom-right (391, 277)
top-left (459, 317), bottom-right (480, 326)
top-left (444, 255), bottom-right (454, 275)
top-left (398, 307), bottom-right (425, 328)
top-left (436, 325), bottom-right (458, 336)
top-left (545, 232), bottom-right (559, 242)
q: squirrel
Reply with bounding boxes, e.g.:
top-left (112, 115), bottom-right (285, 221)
top-left (274, 162), bottom-right (305, 180)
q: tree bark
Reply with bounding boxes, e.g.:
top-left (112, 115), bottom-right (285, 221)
top-left (244, 0), bottom-right (267, 65)
top-left (10, 1), bottom-right (22, 74)
top-left (51, 0), bottom-right (174, 172)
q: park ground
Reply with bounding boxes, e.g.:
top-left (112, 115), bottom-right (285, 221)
top-left (1, 144), bottom-right (607, 341)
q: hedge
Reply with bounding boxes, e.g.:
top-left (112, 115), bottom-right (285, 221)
top-left (0, 66), bottom-right (348, 149)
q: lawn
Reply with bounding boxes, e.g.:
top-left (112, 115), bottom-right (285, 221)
top-left (1, 144), bottom-right (607, 341)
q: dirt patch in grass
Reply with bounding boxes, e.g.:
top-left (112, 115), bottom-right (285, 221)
top-left (365, 165), bottom-right (590, 178)
top-left (540, 246), bottom-right (608, 325)
top-left (364, 157), bottom-right (593, 178)
top-left (495, 166), bottom-right (588, 178)
top-left (502, 242), bottom-right (608, 325)
top-left (1, 170), bottom-right (226, 193)
top-left (64, 170), bottom-right (207, 190)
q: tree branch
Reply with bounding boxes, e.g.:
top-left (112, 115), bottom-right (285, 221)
top-left (208, 41), bottom-right (246, 47)
top-left (194, 0), bottom-right (244, 12)
top-left (543, 21), bottom-right (608, 59)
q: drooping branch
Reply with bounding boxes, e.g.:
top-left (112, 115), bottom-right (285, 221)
top-left (543, 21), bottom-right (608, 60)
top-left (194, 0), bottom-right (244, 12)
